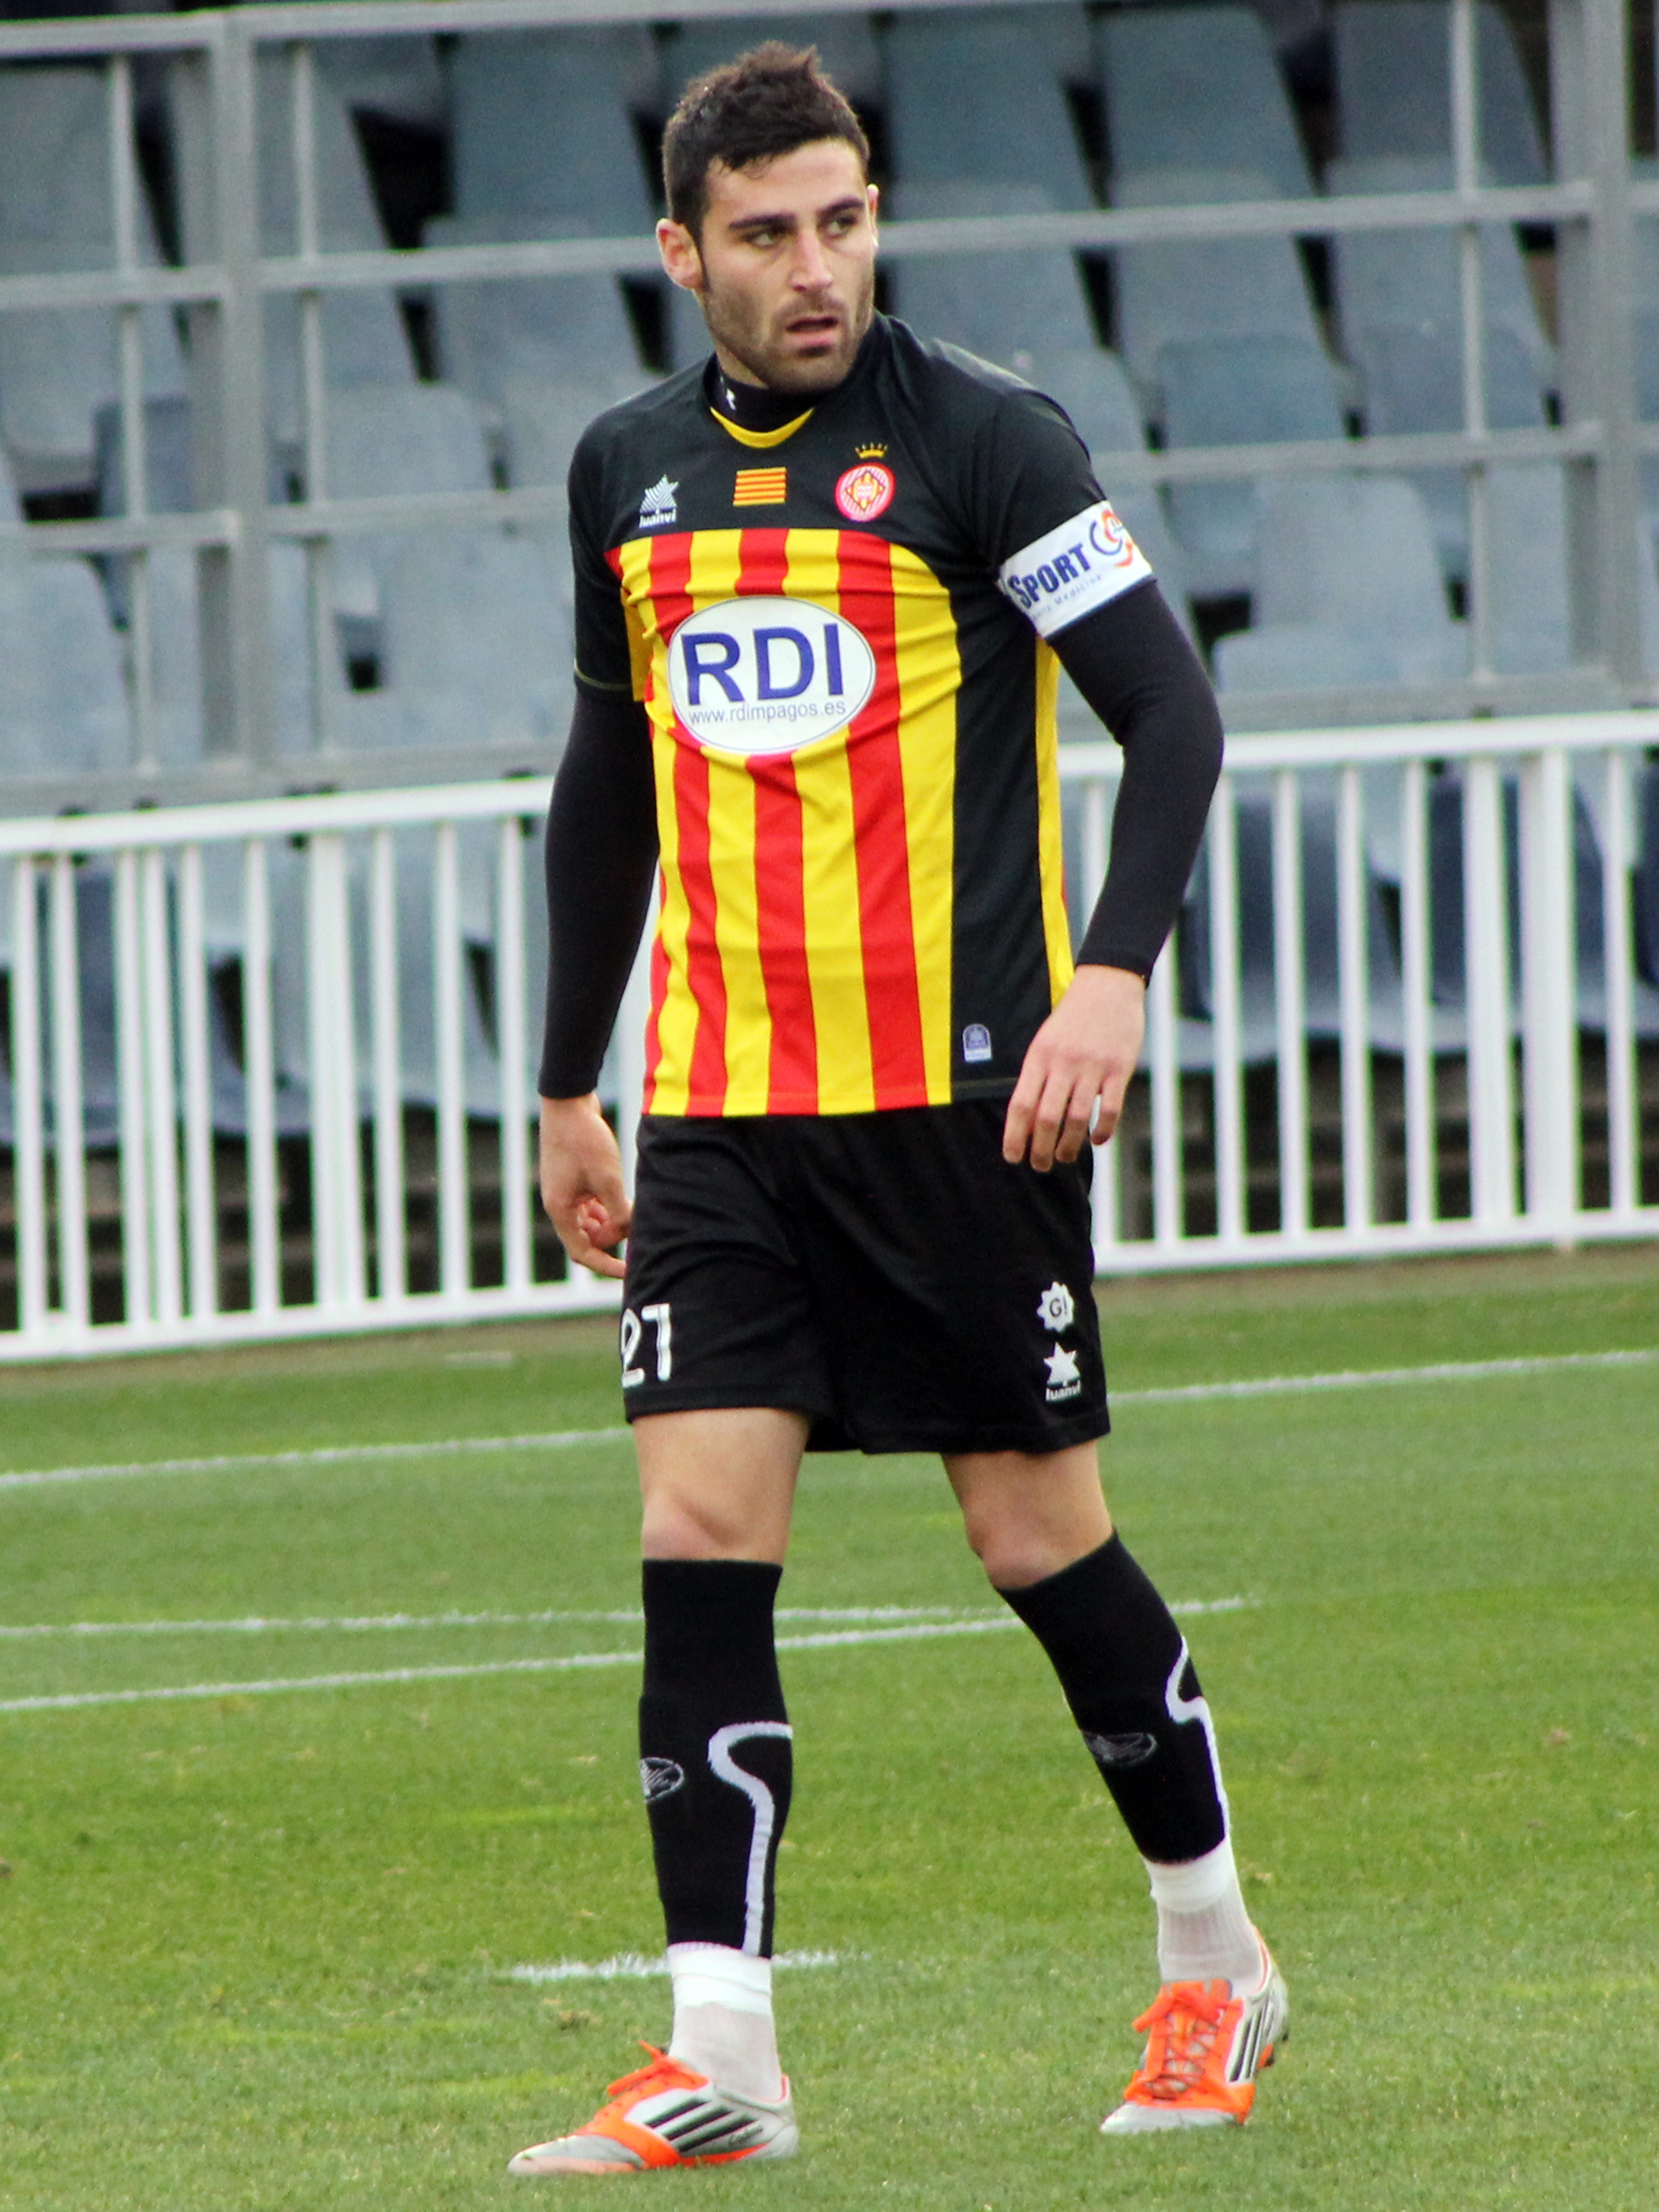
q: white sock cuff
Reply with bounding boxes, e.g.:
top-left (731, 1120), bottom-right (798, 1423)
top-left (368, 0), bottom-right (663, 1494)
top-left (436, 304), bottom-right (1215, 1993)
top-left (1143, 1835), bottom-right (1239, 1912)
top-left (667, 1943), bottom-right (775, 2018)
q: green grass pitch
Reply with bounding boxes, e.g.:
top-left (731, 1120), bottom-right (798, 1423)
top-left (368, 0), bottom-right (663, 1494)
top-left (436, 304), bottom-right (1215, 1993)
top-left (0, 1245), bottom-right (1654, 2209)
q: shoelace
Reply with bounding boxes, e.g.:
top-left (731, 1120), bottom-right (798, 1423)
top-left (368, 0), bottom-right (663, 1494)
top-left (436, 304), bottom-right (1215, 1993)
top-left (600, 2044), bottom-right (702, 2109)
top-left (1130, 1981), bottom-right (1231, 2100)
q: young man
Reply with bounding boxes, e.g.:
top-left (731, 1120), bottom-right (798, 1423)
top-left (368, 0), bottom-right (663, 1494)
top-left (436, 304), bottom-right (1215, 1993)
top-left (513, 45), bottom-right (1283, 2178)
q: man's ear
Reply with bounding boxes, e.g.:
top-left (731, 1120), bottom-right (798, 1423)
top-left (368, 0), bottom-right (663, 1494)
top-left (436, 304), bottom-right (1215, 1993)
top-left (657, 217), bottom-right (705, 294)
top-left (866, 180), bottom-right (881, 231)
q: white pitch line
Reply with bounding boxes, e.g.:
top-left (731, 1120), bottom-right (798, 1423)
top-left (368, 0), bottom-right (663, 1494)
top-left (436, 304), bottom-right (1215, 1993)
top-left (3, 1346), bottom-right (1651, 1497)
top-left (508, 1951), bottom-right (842, 1984)
top-left (1114, 1346), bottom-right (1657, 1405)
top-left (0, 1427), bottom-right (630, 1493)
top-left (0, 1604), bottom-right (993, 1641)
top-left (0, 1600), bottom-right (1250, 1716)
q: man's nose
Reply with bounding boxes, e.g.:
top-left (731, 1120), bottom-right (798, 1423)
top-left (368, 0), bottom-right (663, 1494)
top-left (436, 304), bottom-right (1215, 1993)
top-left (790, 229), bottom-right (833, 290)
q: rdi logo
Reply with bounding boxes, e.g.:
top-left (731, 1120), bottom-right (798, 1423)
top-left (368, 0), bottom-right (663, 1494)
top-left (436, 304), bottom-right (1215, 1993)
top-left (667, 596), bottom-right (877, 755)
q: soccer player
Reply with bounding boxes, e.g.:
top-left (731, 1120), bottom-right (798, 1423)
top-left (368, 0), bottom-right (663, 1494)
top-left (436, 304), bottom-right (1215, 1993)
top-left (512, 46), bottom-right (1284, 2177)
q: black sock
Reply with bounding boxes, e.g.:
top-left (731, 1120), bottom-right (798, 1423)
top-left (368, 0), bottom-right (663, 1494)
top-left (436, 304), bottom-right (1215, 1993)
top-left (639, 1559), bottom-right (793, 1955)
top-left (998, 1535), bottom-right (1228, 1864)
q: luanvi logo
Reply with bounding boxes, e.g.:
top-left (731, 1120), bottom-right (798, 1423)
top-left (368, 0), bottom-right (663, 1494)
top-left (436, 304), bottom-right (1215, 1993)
top-left (640, 1757), bottom-right (686, 1802)
top-left (1083, 1730), bottom-right (1159, 1769)
top-left (638, 475), bottom-right (678, 528)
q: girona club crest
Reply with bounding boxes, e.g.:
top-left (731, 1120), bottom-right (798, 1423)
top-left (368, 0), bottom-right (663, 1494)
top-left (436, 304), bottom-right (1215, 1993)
top-left (835, 448), bottom-right (896, 522)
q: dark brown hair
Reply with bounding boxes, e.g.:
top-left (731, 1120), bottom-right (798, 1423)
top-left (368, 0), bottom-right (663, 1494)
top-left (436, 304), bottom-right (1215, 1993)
top-left (662, 42), bottom-right (870, 239)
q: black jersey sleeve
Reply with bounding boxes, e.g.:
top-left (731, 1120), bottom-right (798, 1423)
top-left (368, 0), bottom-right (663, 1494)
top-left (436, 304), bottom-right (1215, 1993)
top-left (966, 382), bottom-right (1160, 643)
top-left (1054, 582), bottom-right (1223, 980)
top-left (568, 429), bottom-right (638, 698)
top-left (538, 686), bottom-right (660, 1099)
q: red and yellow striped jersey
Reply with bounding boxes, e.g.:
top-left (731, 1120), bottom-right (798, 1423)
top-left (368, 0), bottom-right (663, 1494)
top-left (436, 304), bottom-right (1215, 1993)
top-left (569, 316), bottom-right (1153, 1117)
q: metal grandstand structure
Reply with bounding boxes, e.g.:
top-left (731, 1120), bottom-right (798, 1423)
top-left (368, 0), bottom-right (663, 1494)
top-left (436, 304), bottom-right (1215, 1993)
top-left (0, 0), bottom-right (1652, 811)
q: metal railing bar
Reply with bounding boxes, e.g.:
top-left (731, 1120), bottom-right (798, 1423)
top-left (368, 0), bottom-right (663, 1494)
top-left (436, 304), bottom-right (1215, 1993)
top-left (495, 817), bottom-right (533, 1296)
top-left (432, 822), bottom-right (469, 1301)
top-left (176, 843), bottom-right (219, 1321)
top-left (369, 826), bottom-right (407, 1303)
top-left (1398, 759), bottom-right (1436, 1230)
top-left (1519, 748), bottom-right (1579, 1224)
top-left (0, 514), bottom-right (239, 557)
top-left (139, 845), bottom-right (183, 1323)
top-left (1462, 756), bottom-right (1517, 1223)
top-left (0, 267), bottom-right (227, 312)
top-left (240, 836), bottom-right (282, 1317)
top-left (1270, 768), bottom-right (1309, 1238)
top-left (1599, 750), bottom-right (1638, 1215)
top-left (1336, 763), bottom-right (1375, 1229)
top-left (1206, 777), bottom-right (1246, 1242)
top-left (9, 859), bottom-right (50, 1334)
top-left (113, 849), bottom-right (151, 1328)
top-left (0, 10), bottom-right (216, 58)
top-left (48, 855), bottom-right (90, 1332)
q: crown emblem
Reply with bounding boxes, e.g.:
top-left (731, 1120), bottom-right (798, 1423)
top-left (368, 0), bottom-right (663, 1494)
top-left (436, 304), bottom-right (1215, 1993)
top-left (855, 442), bottom-right (887, 460)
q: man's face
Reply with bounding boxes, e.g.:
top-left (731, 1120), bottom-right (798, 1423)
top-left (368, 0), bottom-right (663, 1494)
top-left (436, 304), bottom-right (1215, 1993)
top-left (658, 138), bottom-right (879, 393)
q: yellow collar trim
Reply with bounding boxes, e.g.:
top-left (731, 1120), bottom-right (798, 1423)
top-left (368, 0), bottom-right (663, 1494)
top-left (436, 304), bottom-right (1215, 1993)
top-left (709, 405), bottom-right (815, 449)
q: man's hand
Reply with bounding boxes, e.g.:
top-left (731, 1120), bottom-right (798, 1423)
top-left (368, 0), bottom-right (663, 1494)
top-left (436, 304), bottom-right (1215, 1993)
top-left (1002, 964), bottom-right (1146, 1172)
top-left (539, 1094), bottom-right (632, 1278)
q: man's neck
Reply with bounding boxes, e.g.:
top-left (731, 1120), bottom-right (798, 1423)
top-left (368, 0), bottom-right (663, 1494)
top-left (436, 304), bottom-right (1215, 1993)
top-left (705, 324), bottom-right (876, 431)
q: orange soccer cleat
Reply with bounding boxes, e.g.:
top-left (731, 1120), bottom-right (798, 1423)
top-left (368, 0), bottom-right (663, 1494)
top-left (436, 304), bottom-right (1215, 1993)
top-left (1100, 1945), bottom-right (1288, 2134)
top-left (508, 2046), bottom-right (798, 2177)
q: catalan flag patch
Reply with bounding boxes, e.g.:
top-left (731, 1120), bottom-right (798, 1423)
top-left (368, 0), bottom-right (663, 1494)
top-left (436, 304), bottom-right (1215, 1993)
top-left (733, 466), bottom-right (789, 506)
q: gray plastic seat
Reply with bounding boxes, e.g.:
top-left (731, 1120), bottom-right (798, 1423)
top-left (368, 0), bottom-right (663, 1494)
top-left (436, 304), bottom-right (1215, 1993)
top-left (1098, 6), bottom-right (1314, 199)
top-left (449, 29), bottom-right (658, 230)
top-left (1220, 474), bottom-right (1469, 688)
top-left (672, 14), bottom-right (881, 101)
top-left (1483, 465), bottom-right (1573, 676)
top-left (312, 34), bottom-right (444, 129)
top-left (1348, 317), bottom-right (1548, 580)
top-left (0, 559), bottom-right (133, 778)
top-left (887, 10), bottom-right (1094, 206)
top-left (427, 213), bottom-right (646, 408)
top-left (1157, 334), bottom-right (1347, 593)
top-left (1108, 169), bottom-right (1331, 400)
top-left (0, 65), bottom-right (187, 491)
top-left (1333, 1), bottom-right (1548, 183)
top-left (889, 182), bottom-right (1100, 363)
top-left (252, 51), bottom-right (416, 449)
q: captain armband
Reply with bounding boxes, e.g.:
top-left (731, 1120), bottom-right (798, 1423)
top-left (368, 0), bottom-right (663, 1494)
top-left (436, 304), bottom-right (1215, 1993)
top-left (996, 502), bottom-right (1154, 639)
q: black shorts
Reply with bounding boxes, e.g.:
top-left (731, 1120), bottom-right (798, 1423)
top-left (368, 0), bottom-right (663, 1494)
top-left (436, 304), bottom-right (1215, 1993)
top-left (619, 1101), bottom-right (1108, 1456)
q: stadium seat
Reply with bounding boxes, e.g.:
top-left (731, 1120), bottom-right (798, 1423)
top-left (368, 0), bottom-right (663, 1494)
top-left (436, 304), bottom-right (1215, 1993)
top-left (888, 182), bottom-right (1100, 363)
top-left (426, 214), bottom-right (647, 411)
top-left (1346, 316), bottom-right (1550, 581)
top-left (309, 31), bottom-right (445, 130)
top-left (672, 14), bottom-right (882, 101)
top-left (1332, 0), bottom-right (1548, 184)
top-left (1097, 5), bottom-right (1314, 200)
top-left (1156, 334), bottom-right (1347, 595)
top-left (0, 557), bottom-right (133, 779)
top-left (886, 9), bottom-right (1094, 207)
top-left (0, 64), bottom-right (187, 494)
top-left (448, 28), bottom-right (658, 230)
top-left (1217, 474), bottom-right (1469, 691)
top-left (250, 51), bottom-right (416, 449)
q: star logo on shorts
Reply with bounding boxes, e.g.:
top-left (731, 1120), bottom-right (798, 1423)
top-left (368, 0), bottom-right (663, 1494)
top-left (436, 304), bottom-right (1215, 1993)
top-left (1044, 1345), bottom-right (1081, 1401)
top-left (1036, 1280), bottom-right (1076, 1332)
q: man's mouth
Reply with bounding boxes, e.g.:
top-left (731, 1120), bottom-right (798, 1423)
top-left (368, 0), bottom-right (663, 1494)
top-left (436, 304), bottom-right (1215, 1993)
top-left (783, 310), bottom-right (844, 345)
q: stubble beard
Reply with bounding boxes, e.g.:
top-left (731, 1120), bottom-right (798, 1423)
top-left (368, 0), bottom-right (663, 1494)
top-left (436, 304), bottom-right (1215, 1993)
top-left (697, 263), bottom-right (876, 394)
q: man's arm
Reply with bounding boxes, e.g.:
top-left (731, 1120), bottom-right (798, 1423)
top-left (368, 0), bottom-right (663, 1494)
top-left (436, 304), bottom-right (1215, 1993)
top-left (1003, 581), bottom-right (1223, 1172)
top-left (538, 686), bottom-right (658, 1275)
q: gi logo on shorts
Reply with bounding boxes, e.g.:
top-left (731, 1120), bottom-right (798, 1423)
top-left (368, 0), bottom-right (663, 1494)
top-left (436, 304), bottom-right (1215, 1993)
top-left (1036, 1280), bottom-right (1075, 1332)
top-left (667, 595), bottom-right (878, 756)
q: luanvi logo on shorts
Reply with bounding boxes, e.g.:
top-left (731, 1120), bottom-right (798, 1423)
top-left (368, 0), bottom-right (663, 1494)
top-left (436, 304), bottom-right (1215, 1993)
top-left (1044, 1345), bottom-right (1082, 1402)
top-left (640, 1757), bottom-right (686, 1802)
top-left (1083, 1730), bottom-right (1159, 1769)
top-left (667, 597), bottom-right (877, 756)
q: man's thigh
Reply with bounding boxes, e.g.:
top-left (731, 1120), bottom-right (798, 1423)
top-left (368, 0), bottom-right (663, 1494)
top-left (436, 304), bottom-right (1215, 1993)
top-left (635, 1407), bottom-right (808, 1563)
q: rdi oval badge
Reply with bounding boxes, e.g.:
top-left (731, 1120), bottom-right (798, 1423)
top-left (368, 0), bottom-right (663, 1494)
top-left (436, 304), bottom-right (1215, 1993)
top-left (667, 597), bottom-right (877, 756)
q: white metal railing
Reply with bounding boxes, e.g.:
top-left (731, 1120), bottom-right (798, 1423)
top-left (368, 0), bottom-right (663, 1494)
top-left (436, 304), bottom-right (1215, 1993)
top-left (4, 709), bottom-right (1658, 1360)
